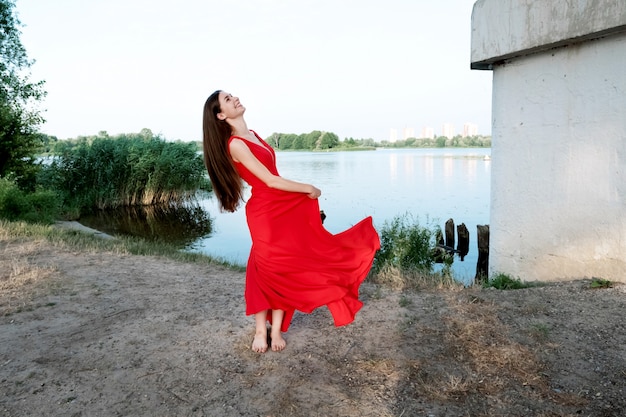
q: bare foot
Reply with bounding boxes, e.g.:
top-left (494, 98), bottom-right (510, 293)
top-left (251, 330), bottom-right (268, 353)
top-left (270, 330), bottom-right (286, 352)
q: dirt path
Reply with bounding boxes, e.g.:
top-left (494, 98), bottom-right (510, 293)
top-left (1, 236), bottom-right (625, 416)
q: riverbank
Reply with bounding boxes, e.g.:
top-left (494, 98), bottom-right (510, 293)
top-left (1, 232), bottom-right (625, 416)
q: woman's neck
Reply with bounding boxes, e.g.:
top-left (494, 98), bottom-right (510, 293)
top-left (229, 118), bottom-right (250, 137)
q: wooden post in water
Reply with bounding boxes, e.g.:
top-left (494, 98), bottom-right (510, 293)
top-left (445, 218), bottom-right (455, 250)
top-left (457, 223), bottom-right (469, 261)
top-left (433, 229), bottom-right (446, 263)
top-left (436, 229), bottom-right (444, 247)
top-left (475, 225), bottom-right (490, 282)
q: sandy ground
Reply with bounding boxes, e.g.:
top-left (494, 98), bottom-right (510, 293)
top-left (1, 231), bottom-right (626, 417)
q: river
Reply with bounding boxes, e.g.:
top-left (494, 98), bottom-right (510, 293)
top-left (190, 147), bottom-right (491, 284)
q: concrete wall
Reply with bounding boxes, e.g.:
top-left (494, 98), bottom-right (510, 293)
top-left (471, 0), bottom-right (626, 70)
top-left (471, 0), bottom-right (626, 282)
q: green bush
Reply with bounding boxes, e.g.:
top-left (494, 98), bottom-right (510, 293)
top-left (0, 178), bottom-right (60, 224)
top-left (39, 132), bottom-right (211, 212)
top-left (373, 213), bottom-right (438, 274)
top-left (483, 273), bottom-right (532, 290)
top-left (590, 277), bottom-right (612, 289)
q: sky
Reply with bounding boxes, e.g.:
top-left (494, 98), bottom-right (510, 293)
top-left (15, 0), bottom-right (493, 142)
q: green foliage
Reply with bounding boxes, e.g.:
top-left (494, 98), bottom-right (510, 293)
top-left (0, 0), bottom-right (47, 190)
top-left (398, 295), bottom-right (412, 307)
top-left (0, 177), bottom-right (59, 223)
top-left (266, 130), bottom-right (342, 151)
top-left (265, 130), bottom-right (490, 151)
top-left (39, 131), bottom-right (211, 212)
top-left (0, 103), bottom-right (44, 190)
top-left (36, 133), bottom-right (59, 154)
top-left (0, 0), bottom-right (46, 106)
top-left (483, 273), bottom-right (532, 290)
top-left (372, 213), bottom-right (437, 275)
top-left (383, 135), bottom-right (492, 149)
top-left (318, 131), bottom-right (339, 149)
top-left (589, 277), bottom-right (612, 289)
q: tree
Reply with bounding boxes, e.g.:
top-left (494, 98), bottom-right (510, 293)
top-left (265, 132), bottom-right (279, 148)
top-left (0, 0), bottom-right (47, 189)
top-left (304, 130), bottom-right (321, 149)
top-left (318, 132), bottom-right (339, 149)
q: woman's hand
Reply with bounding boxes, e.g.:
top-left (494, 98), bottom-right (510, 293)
top-left (307, 185), bottom-right (321, 199)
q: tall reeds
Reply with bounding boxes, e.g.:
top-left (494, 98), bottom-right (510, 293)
top-left (40, 132), bottom-right (210, 211)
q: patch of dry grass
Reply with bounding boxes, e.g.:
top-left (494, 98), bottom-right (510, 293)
top-left (406, 294), bottom-right (588, 412)
top-left (442, 299), bottom-right (542, 387)
top-left (369, 265), bottom-right (463, 291)
top-left (0, 238), bottom-right (59, 316)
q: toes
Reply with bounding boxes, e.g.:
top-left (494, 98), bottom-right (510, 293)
top-left (271, 338), bottom-right (286, 352)
top-left (251, 333), bottom-right (268, 353)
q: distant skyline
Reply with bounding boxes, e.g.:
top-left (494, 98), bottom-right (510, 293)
top-left (16, 0), bottom-right (492, 142)
top-left (389, 121), bottom-right (481, 142)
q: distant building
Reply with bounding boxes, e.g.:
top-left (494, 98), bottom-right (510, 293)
top-left (463, 123), bottom-right (478, 137)
top-left (402, 127), bottom-right (415, 140)
top-left (442, 123), bottom-right (455, 139)
top-left (421, 127), bottom-right (435, 139)
top-left (389, 128), bottom-right (398, 143)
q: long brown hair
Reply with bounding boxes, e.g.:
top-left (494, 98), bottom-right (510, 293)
top-left (202, 90), bottom-right (244, 212)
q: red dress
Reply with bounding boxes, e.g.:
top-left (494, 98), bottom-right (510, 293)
top-left (229, 132), bottom-right (380, 332)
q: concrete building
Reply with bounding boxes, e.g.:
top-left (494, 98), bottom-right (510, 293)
top-left (462, 123), bottom-right (478, 137)
top-left (471, 0), bottom-right (626, 282)
top-left (442, 123), bottom-right (455, 139)
top-left (403, 127), bottom-right (415, 140)
top-left (389, 128), bottom-right (398, 143)
top-left (421, 127), bottom-right (435, 139)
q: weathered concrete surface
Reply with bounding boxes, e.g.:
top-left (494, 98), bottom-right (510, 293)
top-left (472, 0), bottom-right (626, 282)
top-left (471, 0), bottom-right (626, 69)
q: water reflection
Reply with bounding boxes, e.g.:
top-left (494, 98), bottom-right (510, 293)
top-left (79, 203), bottom-right (213, 246)
top-left (389, 154), bottom-right (398, 180)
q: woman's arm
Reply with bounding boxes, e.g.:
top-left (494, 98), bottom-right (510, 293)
top-left (229, 139), bottom-right (321, 199)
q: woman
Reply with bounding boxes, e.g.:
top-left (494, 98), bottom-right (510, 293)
top-left (202, 90), bottom-right (380, 353)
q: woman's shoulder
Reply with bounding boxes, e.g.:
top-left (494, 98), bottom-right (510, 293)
top-left (228, 135), bottom-right (247, 149)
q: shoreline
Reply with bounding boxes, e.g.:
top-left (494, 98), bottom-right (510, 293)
top-left (54, 220), bottom-right (116, 239)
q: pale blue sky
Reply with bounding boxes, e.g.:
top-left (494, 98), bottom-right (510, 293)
top-left (16, 0), bottom-right (492, 141)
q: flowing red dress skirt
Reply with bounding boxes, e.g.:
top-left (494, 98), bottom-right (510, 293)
top-left (229, 133), bottom-right (380, 332)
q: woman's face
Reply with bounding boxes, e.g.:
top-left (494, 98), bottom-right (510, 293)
top-left (217, 92), bottom-right (245, 121)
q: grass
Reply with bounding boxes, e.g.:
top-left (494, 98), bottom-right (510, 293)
top-left (1, 218), bottom-right (462, 293)
top-left (369, 213), bottom-right (469, 290)
top-left (0, 219), bottom-right (244, 271)
top-left (398, 294), bottom-right (412, 307)
top-left (529, 322), bottom-right (550, 341)
top-left (429, 296), bottom-right (553, 402)
top-left (590, 277), bottom-right (612, 289)
top-left (373, 213), bottom-right (438, 275)
top-left (368, 265), bottom-right (463, 291)
top-left (0, 202), bottom-right (471, 293)
top-left (389, 291), bottom-right (581, 413)
top-left (483, 272), bottom-right (537, 290)
top-left (0, 235), bottom-right (60, 316)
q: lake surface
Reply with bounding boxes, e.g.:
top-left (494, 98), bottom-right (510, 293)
top-left (190, 148), bottom-right (491, 284)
